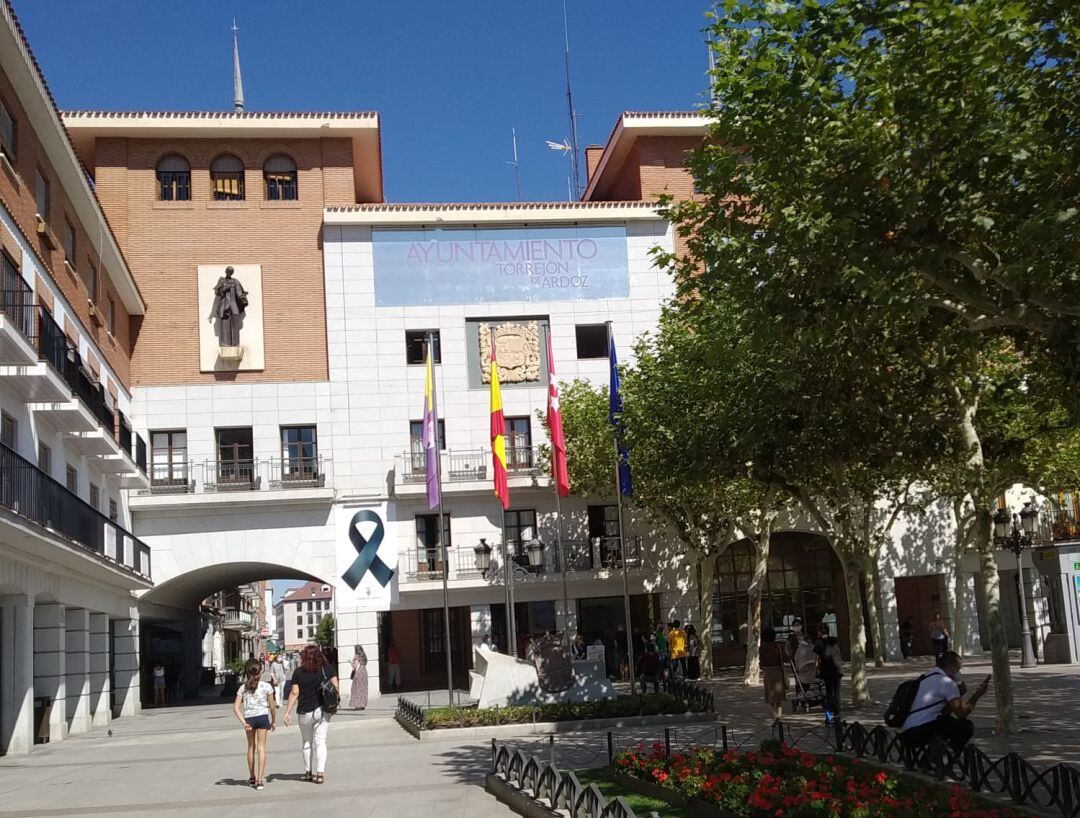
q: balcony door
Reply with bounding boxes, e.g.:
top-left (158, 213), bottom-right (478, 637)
top-left (280, 425), bottom-right (318, 483)
top-left (505, 508), bottom-right (537, 561)
top-left (415, 513), bottom-right (450, 576)
top-left (150, 430), bottom-right (187, 488)
top-left (216, 427), bottom-right (253, 488)
top-left (505, 416), bottom-right (533, 470)
top-left (588, 504), bottom-right (621, 568)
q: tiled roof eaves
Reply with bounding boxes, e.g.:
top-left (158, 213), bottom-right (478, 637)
top-left (326, 201), bottom-right (657, 213)
top-left (62, 110), bottom-right (378, 120)
top-left (1, 0), bottom-right (146, 310)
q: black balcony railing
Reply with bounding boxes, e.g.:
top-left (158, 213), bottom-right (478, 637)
top-left (406, 546), bottom-right (483, 582)
top-left (1, 264), bottom-right (35, 343)
top-left (149, 461), bottom-right (194, 494)
top-left (118, 411), bottom-right (133, 456)
top-left (0, 442), bottom-right (150, 579)
top-left (399, 447), bottom-right (544, 485)
top-left (203, 459), bottom-right (259, 492)
top-left (37, 305), bottom-right (68, 375)
top-left (561, 536), bottom-right (644, 572)
top-left (268, 456), bottom-right (324, 488)
top-left (135, 434), bottom-right (147, 474)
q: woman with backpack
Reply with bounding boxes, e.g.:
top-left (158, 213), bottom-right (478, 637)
top-left (283, 644), bottom-right (339, 784)
top-left (232, 658), bottom-right (276, 790)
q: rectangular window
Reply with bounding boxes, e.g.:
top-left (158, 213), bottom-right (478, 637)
top-left (37, 442), bottom-right (50, 475)
top-left (280, 425), bottom-right (317, 480)
top-left (109, 499), bottom-right (118, 521)
top-left (62, 220), bottom-right (76, 263)
top-left (1, 412), bottom-right (16, 452)
top-left (575, 324), bottom-right (608, 359)
top-left (297, 629), bottom-right (303, 639)
top-left (34, 170), bottom-right (49, 222)
top-left (82, 261), bottom-right (97, 304)
top-left (0, 100), bottom-right (15, 158)
top-left (505, 416), bottom-right (533, 469)
top-left (588, 504), bottom-right (621, 567)
top-left (106, 297), bottom-right (115, 333)
top-left (150, 430), bottom-right (187, 487)
top-left (65, 464), bottom-right (77, 493)
top-left (422, 608), bottom-right (446, 671)
top-left (296, 616), bottom-right (302, 625)
top-left (89, 483), bottom-right (99, 510)
top-left (505, 509), bottom-right (537, 557)
top-left (215, 427), bottom-right (253, 487)
top-left (307, 627), bottom-right (314, 638)
top-left (405, 329), bottom-right (440, 364)
top-left (308, 614), bottom-right (314, 624)
top-left (415, 513), bottom-right (451, 574)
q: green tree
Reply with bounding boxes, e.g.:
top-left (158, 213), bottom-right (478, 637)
top-left (314, 613), bottom-right (336, 648)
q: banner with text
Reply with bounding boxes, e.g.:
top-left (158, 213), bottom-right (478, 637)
top-left (372, 225), bottom-right (630, 306)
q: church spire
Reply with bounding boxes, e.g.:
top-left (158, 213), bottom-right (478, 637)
top-left (231, 19), bottom-right (245, 113)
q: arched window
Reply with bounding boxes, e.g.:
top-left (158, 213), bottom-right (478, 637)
top-left (264, 154), bottom-right (298, 201)
top-left (210, 154), bottom-right (245, 201)
top-left (156, 154), bottom-right (190, 201)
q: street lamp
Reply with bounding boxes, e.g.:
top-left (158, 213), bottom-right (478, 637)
top-left (474, 539), bottom-right (493, 576)
top-left (525, 538), bottom-right (545, 569)
top-left (993, 502), bottom-right (1038, 668)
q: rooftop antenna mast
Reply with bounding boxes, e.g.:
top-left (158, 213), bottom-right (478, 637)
top-left (508, 128), bottom-right (523, 201)
top-left (562, 0), bottom-right (582, 199)
top-left (232, 19), bottom-right (245, 113)
top-left (706, 4), bottom-right (718, 109)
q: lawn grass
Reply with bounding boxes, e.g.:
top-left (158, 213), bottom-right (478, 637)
top-left (574, 767), bottom-right (688, 818)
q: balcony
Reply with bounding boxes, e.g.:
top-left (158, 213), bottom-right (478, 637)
top-left (0, 277), bottom-right (38, 366)
top-left (393, 447), bottom-right (549, 498)
top-left (223, 608), bottom-right (254, 630)
top-left (0, 442), bottom-right (151, 585)
top-left (400, 536), bottom-right (644, 586)
top-left (131, 457), bottom-right (333, 512)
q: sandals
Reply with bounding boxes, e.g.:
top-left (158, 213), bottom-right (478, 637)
top-left (314, 773), bottom-right (325, 785)
top-left (248, 777), bottom-right (256, 788)
top-left (255, 780), bottom-right (265, 790)
top-left (301, 772), bottom-right (313, 783)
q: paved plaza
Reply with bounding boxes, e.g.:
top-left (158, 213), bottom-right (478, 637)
top-left (0, 656), bottom-right (1075, 818)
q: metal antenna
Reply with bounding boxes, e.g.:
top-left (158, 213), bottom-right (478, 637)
top-left (232, 19), bottom-right (245, 113)
top-left (562, 0), bottom-right (582, 199)
top-left (706, 4), bottom-right (718, 109)
top-left (508, 128), bottom-right (523, 201)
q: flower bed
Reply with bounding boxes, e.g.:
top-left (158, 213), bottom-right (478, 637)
top-left (424, 692), bottom-right (700, 729)
top-left (612, 740), bottom-right (1023, 818)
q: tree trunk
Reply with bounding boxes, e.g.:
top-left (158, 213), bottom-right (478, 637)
top-left (951, 508), bottom-right (969, 657)
top-left (698, 553), bottom-right (715, 679)
top-left (862, 559), bottom-right (885, 668)
top-left (742, 526), bottom-right (772, 687)
top-left (872, 559), bottom-right (889, 663)
top-left (974, 504), bottom-right (1016, 733)
top-left (840, 548), bottom-right (870, 705)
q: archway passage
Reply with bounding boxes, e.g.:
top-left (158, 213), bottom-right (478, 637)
top-left (711, 532), bottom-right (850, 668)
top-left (137, 562), bottom-right (332, 706)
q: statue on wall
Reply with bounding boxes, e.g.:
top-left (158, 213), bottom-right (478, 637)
top-left (209, 266), bottom-right (249, 349)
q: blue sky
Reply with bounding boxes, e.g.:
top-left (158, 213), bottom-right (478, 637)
top-left (18, 1), bottom-right (713, 203)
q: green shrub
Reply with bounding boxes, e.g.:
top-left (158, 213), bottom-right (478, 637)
top-left (422, 692), bottom-right (696, 729)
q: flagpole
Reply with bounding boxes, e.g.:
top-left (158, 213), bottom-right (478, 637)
top-left (427, 331), bottom-right (455, 706)
top-left (546, 334), bottom-right (571, 646)
top-left (607, 321), bottom-right (636, 694)
top-left (502, 508), bottom-right (518, 657)
top-left (554, 485), bottom-right (570, 646)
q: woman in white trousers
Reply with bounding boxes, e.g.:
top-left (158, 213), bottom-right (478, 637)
top-left (283, 644), bottom-right (339, 784)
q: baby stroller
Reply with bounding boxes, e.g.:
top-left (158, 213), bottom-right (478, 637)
top-left (789, 641), bottom-right (826, 713)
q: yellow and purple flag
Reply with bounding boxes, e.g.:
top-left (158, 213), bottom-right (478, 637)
top-left (422, 347), bottom-right (440, 509)
top-left (489, 343), bottom-right (510, 509)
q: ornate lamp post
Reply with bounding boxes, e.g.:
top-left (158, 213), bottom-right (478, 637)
top-left (993, 502), bottom-right (1039, 668)
top-left (525, 538), bottom-right (545, 570)
top-left (474, 539), bottom-right (492, 576)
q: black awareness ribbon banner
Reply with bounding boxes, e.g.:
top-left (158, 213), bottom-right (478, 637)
top-left (342, 510), bottom-right (394, 590)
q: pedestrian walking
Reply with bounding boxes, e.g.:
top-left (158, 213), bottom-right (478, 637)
top-left (232, 658), bottom-right (276, 790)
top-left (638, 641), bottom-right (661, 693)
top-left (152, 661), bottom-right (166, 707)
top-left (349, 645), bottom-right (368, 710)
top-left (929, 612), bottom-right (950, 659)
top-left (265, 652), bottom-right (287, 711)
top-left (685, 624), bottom-right (702, 680)
top-left (900, 617), bottom-right (914, 658)
top-left (759, 626), bottom-right (788, 723)
top-left (653, 623), bottom-right (669, 677)
top-left (615, 626), bottom-right (629, 681)
top-left (812, 622), bottom-right (843, 724)
top-left (283, 644), bottom-right (339, 784)
top-left (669, 620), bottom-right (688, 678)
top-left (386, 641), bottom-right (402, 691)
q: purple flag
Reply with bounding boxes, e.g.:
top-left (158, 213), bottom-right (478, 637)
top-left (423, 349), bottom-right (441, 509)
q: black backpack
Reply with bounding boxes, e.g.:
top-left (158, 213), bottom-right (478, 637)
top-left (319, 666), bottom-right (340, 715)
top-left (883, 673), bottom-right (932, 728)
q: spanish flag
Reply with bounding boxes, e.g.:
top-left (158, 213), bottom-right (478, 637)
top-left (490, 343), bottom-right (510, 509)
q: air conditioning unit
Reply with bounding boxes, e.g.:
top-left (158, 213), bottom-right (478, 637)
top-left (34, 214), bottom-right (46, 234)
